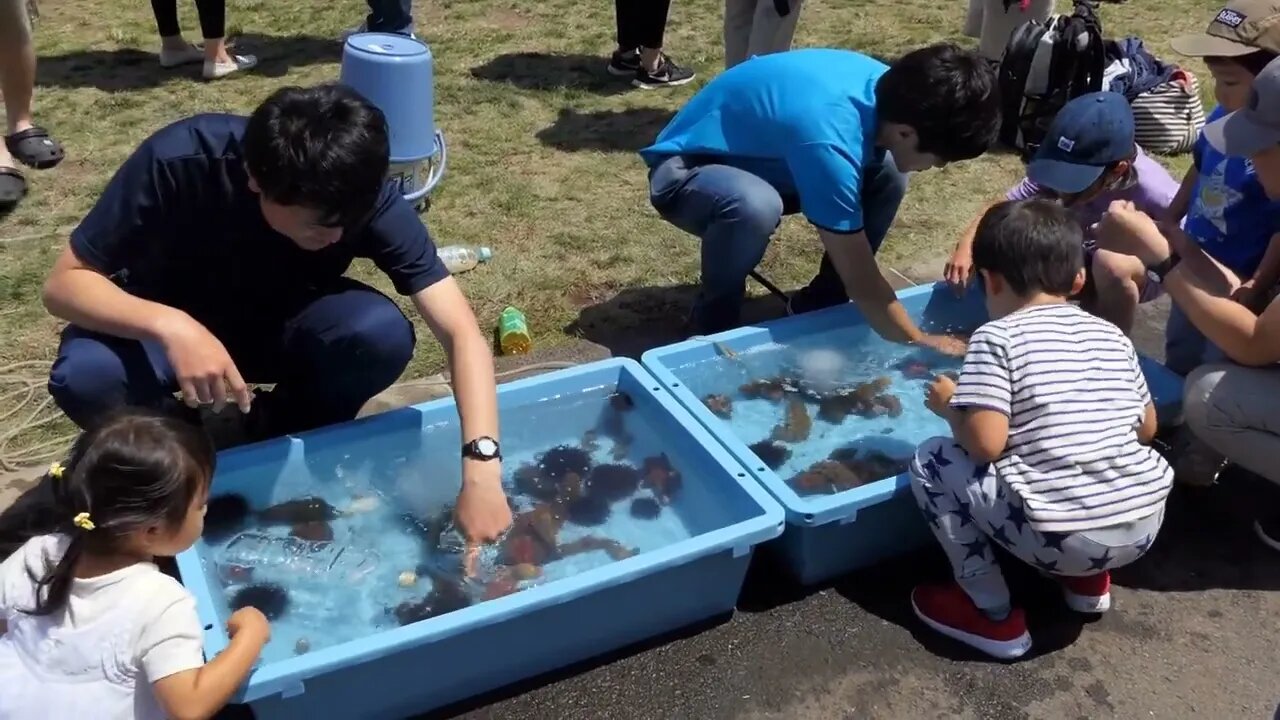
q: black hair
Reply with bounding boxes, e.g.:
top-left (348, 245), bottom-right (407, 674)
top-left (1207, 49), bottom-right (1279, 77)
top-left (25, 408), bottom-right (215, 616)
top-left (972, 199), bottom-right (1084, 296)
top-left (876, 43), bottom-right (1001, 162)
top-left (242, 84), bottom-right (391, 228)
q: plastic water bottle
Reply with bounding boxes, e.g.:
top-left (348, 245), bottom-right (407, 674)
top-left (439, 245), bottom-right (492, 274)
top-left (216, 531), bottom-right (380, 583)
top-left (498, 306), bottom-right (532, 355)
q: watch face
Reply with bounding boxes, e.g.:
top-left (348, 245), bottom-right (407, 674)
top-left (475, 438), bottom-right (499, 456)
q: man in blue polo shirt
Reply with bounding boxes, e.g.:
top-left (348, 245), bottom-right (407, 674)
top-left (40, 84), bottom-right (511, 542)
top-left (642, 44), bottom-right (1000, 348)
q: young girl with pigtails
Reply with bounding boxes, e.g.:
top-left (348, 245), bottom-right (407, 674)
top-left (0, 408), bottom-right (269, 720)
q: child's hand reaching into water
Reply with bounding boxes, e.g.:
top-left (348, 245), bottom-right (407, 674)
top-left (944, 243), bottom-right (975, 296)
top-left (153, 607), bottom-right (271, 720)
top-left (227, 607), bottom-right (270, 645)
top-left (924, 375), bottom-right (957, 419)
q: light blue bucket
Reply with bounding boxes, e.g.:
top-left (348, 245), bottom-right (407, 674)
top-left (340, 32), bottom-right (447, 204)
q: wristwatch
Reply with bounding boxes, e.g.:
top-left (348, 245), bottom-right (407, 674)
top-left (462, 436), bottom-right (502, 462)
top-left (1146, 253), bottom-right (1181, 284)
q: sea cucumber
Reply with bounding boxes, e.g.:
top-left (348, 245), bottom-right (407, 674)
top-left (748, 440), bottom-right (791, 470)
top-left (770, 398), bottom-right (812, 443)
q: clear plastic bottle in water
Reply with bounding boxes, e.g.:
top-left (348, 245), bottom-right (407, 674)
top-left (438, 246), bottom-right (493, 274)
top-left (216, 531), bottom-right (380, 583)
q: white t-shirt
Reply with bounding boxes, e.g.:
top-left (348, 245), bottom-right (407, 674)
top-left (950, 304), bottom-right (1174, 533)
top-left (0, 535), bottom-right (206, 720)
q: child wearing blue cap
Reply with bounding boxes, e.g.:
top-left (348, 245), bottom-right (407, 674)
top-left (944, 92), bottom-right (1181, 328)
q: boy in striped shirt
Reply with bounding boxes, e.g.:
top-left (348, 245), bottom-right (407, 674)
top-left (909, 199), bottom-right (1174, 661)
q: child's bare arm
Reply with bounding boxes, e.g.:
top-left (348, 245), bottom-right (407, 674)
top-left (948, 408), bottom-right (1010, 463)
top-left (1137, 403), bottom-right (1158, 445)
top-left (946, 194), bottom-right (1015, 292)
top-left (152, 608), bottom-right (268, 720)
top-left (1166, 166), bottom-right (1197, 223)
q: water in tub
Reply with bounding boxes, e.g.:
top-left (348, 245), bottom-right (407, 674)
top-left (199, 386), bottom-right (705, 663)
top-left (674, 321), bottom-right (974, 497)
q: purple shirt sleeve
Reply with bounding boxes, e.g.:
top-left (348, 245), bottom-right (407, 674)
top-left (1129, 152), bottom-right (1180, 221)
top-left (1005, 178), bottom-right (1040, 202)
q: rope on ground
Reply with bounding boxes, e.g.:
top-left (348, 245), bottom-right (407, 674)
top-left (0, 362), bottom-right (71, 473)
top-left (0, 359), bottom-right (584, 472)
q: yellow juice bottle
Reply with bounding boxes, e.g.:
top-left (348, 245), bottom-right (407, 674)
top-left (498, 306), bottom-right (532, 355)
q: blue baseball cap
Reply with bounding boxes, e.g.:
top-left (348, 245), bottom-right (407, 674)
top-left (1027, 92), bottom-right (1136, 195)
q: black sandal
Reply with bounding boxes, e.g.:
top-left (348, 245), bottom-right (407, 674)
top-left (0, 166), bottom-right (27, 211)
top-left (6, 126), bottom-right (65, 170)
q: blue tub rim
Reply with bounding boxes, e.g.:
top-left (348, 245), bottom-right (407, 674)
top-left (174, 356), bottom-right (785, 703)
top-left (639, 281), bottom-right (1186, 529)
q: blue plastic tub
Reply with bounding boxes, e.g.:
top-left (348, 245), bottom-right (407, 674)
top-left (175, 358), bottom-right (784, 719)
top-left (640, 282), bottom-right (1186, 585)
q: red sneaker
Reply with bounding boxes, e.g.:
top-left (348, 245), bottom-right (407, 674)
top-left (910, 583), bottom-right (1032, 660)
top-left (1059, 571), bottom-right (1111, 613)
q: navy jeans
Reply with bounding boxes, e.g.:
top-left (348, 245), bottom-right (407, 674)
top-left (47, 278), bottom-right (416, 437)
top-left (366, 0), bottom-right (412, 33)
top-left (648, 151), bottom-right (908, 332)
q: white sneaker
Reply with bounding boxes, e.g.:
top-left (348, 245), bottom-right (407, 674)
top-left (159, 43), bottom-right (204, 68)
top-left (203, 54), bottom-right (258, 80)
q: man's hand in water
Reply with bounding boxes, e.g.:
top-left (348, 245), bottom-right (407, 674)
top-left (156, 311), bottom-right (252, 413)
top-left (916, 333), bottom-right (969, 357)
top-left (455, 459), bottom-right (513, 544)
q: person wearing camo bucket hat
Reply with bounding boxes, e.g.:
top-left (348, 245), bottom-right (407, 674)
top-left (1171, 0), bottom-right (1280, 57)
top-left (1091, 55), bottom-right (1280, 553)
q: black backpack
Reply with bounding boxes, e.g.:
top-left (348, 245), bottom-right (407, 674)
top-left (997, 0), bottom-right (1106, 158)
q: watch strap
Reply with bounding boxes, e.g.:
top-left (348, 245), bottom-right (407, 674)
top-left (1149, 253), bottom-right (1181, 282)
top-left (462, 436), bottom-right (502, 461)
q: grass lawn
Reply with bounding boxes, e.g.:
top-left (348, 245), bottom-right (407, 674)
top-left (0, 0), bottom-right (1217, 464)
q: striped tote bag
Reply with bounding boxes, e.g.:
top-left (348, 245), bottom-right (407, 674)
top-left (1131, 69), bottom-right (1206, 156)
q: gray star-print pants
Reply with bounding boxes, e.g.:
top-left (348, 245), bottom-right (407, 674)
top-left (909, 437), bottom-right (1165, 611)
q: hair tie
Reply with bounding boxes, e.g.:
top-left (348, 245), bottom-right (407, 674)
top-left (48, 461), bottom-right (64, 479)
top-left (72, 512), bottom-right (95, 531)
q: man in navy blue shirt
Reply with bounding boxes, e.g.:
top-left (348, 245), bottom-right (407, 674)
top-left (41, 84), bottom-right (511, 542)
top-left (642, 44), bottom-right (999, 350)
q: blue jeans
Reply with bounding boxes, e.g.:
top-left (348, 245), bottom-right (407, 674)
top-left (47, 278), bottom-right (415, 437)
top-left (1165, 302), bottom-right (1225, 376)
top-left (647, 151), bottom-right (907, 332)
top-left (366, 0), bottom-right (412, 33)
